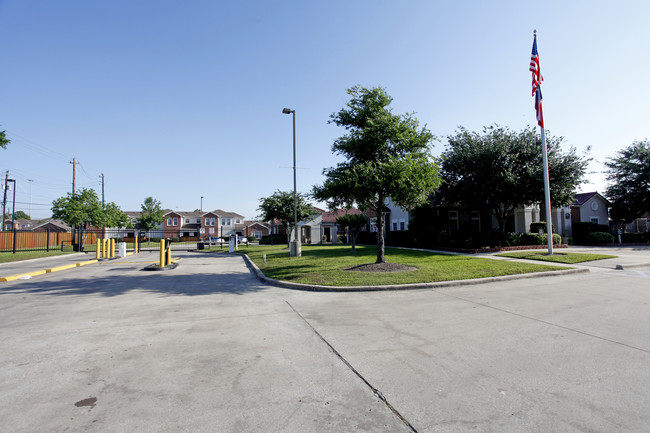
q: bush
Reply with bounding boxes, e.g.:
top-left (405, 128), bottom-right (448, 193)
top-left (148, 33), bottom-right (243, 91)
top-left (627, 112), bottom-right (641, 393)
top-left (573, 222), bottom-right (610, 244)
top-left (621, 232), bottom-right (650, 243)
top-left (259, 234), bottom-right (287, 245)
top-left (520, 233), bottom-right (543, 245)
top-left (541, 233), bottom-right (563, 245)
top-left (530, 222), bottom-right (547, 234)
top-left (584, 232), bottom-right (614, 244)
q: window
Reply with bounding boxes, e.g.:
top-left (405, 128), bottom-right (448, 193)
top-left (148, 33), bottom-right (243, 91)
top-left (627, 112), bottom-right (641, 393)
top-left (253, 230), bottom-right (262, 238)
top-left (167, 218), bottom-right (172, 226)
top-left (590, 217), bottom-right (599, 224)
top-left (211, 218), bottom-right (216, 226)
top-left (392, 221), bottom-right (397, 231)
top-left (236, 219), bottom-right (241, 224)
top-left (449, 211), bottom-right (459, 230)
top-left (185, 219), bottom-right (190, 224)
top-left (196, 218), bottom-right (201, 224)
top-left (471, 211), bottom-right (481, 232)
top-left (131, 218), bottom-right (137, 224)
top-left (222, 218), bottom-right (232, 226)
top-left (370, 218), bottom-right (377, 233)
top-left (400, 220), bottom-right (405, 231)
top-left (173, 218), bottom-right (178, 226)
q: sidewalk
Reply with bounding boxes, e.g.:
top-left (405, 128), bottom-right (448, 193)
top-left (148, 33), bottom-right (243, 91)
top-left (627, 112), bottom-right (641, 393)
top-left (0, 252), bottom-right (117, 281)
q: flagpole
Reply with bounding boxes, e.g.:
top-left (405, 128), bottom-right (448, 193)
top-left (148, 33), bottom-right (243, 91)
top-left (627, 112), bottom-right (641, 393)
top-left (540, 126), bottom-right (553, 254)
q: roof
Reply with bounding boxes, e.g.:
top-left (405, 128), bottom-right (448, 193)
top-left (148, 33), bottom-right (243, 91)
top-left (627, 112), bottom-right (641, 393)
top-left (321, 208), bottom-right (362, 223)
top-left (213, 209), bottom-right (244, 219)
top-left (572, 192), bottom-right (610, 206)
top-left (32, 219), bottom-right (72, 231)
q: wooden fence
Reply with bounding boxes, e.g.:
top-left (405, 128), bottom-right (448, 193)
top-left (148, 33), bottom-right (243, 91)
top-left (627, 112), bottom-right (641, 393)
top-left (0, 230), bottom-right (99, 252)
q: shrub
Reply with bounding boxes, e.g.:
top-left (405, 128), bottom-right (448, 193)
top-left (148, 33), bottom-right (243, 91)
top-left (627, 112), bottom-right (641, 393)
top-left (584, 232), bottom-right (614, 244)
top-left (530, 222), bottom-right (547, 234)
top-left (540, 233), bottom-right (563, 245)
top-left (259, 234), bottom-right (287, 245)
top-left (621, 232), bottom-right (650, 243)
top-left (520, 233), bottom-right (543, 245)
top-left (573, 222), bottom-right (610, 244)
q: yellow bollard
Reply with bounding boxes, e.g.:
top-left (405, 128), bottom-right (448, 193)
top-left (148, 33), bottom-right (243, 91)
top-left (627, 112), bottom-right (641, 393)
top-left (110, 239), bottom-right (115, 258)
top-left (96, 239), bottom-right (101, 260)
top-left (102, 239), bottom-right (108, 258)
top-left (134, 236), bottom-right (138, 254)
top-left (166, 242), bottom-right (171, 265)
top-left (160, 239), bottom-right (165, 267)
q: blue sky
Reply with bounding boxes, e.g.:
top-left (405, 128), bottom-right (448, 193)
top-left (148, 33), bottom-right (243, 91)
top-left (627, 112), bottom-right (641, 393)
top-left (1, 0), bottom-right (649, 220)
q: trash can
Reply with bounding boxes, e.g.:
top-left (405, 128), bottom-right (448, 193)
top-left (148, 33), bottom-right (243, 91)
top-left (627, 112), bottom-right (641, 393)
top-left (118, 242), bottom-right (127, 258)
top-left (197, 242), bottom-right (205, 250)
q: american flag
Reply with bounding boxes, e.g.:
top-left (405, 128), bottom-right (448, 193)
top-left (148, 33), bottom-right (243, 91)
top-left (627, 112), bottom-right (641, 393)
top-left (534, 87), bottom-right (544, 128)
top-left (529, 34), bottom-right (542, 96)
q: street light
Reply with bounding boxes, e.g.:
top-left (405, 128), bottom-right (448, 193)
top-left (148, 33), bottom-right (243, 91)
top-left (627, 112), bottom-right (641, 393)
top-left (282, 107), bottom-right (301, 257)
top-left (201, 196), bottom-right (204, 213)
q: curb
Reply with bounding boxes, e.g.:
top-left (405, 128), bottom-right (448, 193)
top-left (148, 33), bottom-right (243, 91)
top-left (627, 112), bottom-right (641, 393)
top-left (241, 253), bottom-right (590, 292)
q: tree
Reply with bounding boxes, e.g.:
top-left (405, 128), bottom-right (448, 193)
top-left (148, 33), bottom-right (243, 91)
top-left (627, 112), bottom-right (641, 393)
top-left (312, 86), bottom-right (441, 263)
top-left (3, 210), bottom-right (30, 220)
top-left (51, 188), bottom-right (127, 228)
top-left (257, 190), bottom-right (313, 246)
top-left (605, 140), bottom-right (650, 223)
top-left (0, 130), bottom-right (9, 150)
top-left (51, 188), bottom-right (103, 228)
top-left (138, 197), bottom-right (165, 240)
top-left (336, 213), bottom-right (368, 252)
top-left (99, 202), bottom-right (129, 228)
top-left (441, 125), bottom-right (590, 234)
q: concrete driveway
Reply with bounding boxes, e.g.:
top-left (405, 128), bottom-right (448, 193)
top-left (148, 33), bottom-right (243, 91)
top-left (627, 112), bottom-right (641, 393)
top-left (1, 249), bottom-right (649, 432)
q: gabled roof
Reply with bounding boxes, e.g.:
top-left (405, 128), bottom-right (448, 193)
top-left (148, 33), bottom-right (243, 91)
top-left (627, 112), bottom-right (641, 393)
top-left (213, 209), bottom-right (244, 218)
top-left (32, 219), bottom-right (72, 231)
top-left (243, 220), bottom-right (270, 229)
top-left (572, 192), bottom-right (610, 206)
top-left (321, 208), bottom-right (362, 223)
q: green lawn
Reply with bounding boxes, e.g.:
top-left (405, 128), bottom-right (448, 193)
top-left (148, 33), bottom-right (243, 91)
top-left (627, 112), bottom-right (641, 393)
top-left (0, 250), bottom-right (75, 264)
top-left (495, 251), bottom-right (617, 264)
top-left (241, 244), bottom-right (567, 286)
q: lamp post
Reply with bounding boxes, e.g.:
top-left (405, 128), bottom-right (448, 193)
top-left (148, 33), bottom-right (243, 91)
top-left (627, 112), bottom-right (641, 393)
top-left (282, 107), bottom-right (301, 257)
top-left (7, 179), bottom-right (16, 253)
top-left (200, 196), bottom-right (204, 213)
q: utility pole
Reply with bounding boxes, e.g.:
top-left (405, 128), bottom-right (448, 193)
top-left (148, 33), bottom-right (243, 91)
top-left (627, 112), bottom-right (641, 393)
top-left (28, 179), bottom-right (33, 217)
top-left (70, 157), bottom-right (79, 195)
top-left (2, 171), bottom-right (9, 231)
top-left (101, 173), bottom-right (105, 205)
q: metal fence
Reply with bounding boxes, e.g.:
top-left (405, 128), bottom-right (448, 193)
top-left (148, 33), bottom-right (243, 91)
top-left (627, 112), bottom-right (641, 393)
top-left (0, 228), bottom-right (211, 254)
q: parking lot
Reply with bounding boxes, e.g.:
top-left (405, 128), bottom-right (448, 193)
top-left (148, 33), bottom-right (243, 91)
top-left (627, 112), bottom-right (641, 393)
top-left (1, 248), bottom-right (649, 432)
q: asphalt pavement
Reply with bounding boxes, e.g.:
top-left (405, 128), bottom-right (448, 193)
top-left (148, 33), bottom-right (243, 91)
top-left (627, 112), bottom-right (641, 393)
top-left (1, 247), bottom-right (649, 432)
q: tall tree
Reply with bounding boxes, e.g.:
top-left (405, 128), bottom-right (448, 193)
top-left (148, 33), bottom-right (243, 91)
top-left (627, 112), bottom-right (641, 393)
top-left (138, 197), bottom-right (165, 240)
top-left (3, 210), bottom-right (30, 220)
top-left (258, 190), bottom-right (313, 247)
top-left (441, 125), bottom-right (590, 233)
top-left (312, 86), bottom-right (441, 263)
top-left (51, 188), bottom-right (103, 228)
top-left (51, 188), bottom-right (127, 228)
top-left (336, 213), bottom-right (368, 252)
top-left (605, 140), bottom-right (650, 223)
top-left (0, 130), bottom-right (9, 149)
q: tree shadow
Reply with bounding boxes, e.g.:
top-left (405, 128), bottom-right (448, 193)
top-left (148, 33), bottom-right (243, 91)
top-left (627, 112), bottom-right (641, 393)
top-left (0, 254), bottom-right (272, 297)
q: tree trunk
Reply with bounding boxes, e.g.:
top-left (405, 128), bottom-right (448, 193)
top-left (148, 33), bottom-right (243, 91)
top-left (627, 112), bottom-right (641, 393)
top-left (376, 199), bottom-right (386, 263)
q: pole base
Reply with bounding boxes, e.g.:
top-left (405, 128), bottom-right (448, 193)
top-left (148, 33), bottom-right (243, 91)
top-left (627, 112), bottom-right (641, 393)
top-left (290, 241), bottom-right (302, 257)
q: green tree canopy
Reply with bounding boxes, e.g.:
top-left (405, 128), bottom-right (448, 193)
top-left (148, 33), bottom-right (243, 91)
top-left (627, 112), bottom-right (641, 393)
top-left (3, 210), bottom-right (30, 220)
top-left (138, 197), bottom-right (165, 232)
top-left (0, 130), bottom-right (9, 149)
top-left (441, 125), bottom-right (590, 233)
top-left (51, 188), bottom-right (128, 228)
top-left (336, 213), bottom-right (368, 251)
top-left (312, 85), bottom-right (441, 263)
top-left (605, 140), bottom-right (650, 222)
top-left (51, 188), bottom-right (127, 228)
top-left (257, 190), bottom-right (313, 246)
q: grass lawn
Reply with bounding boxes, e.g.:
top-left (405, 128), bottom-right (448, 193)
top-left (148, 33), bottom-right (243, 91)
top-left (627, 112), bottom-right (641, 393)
top-left (0, 250), bottom-right (75, 264)
top-left (496, 251), bottom-right (617, 264)
top-left (240, 244), bottom-right (567, 286)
